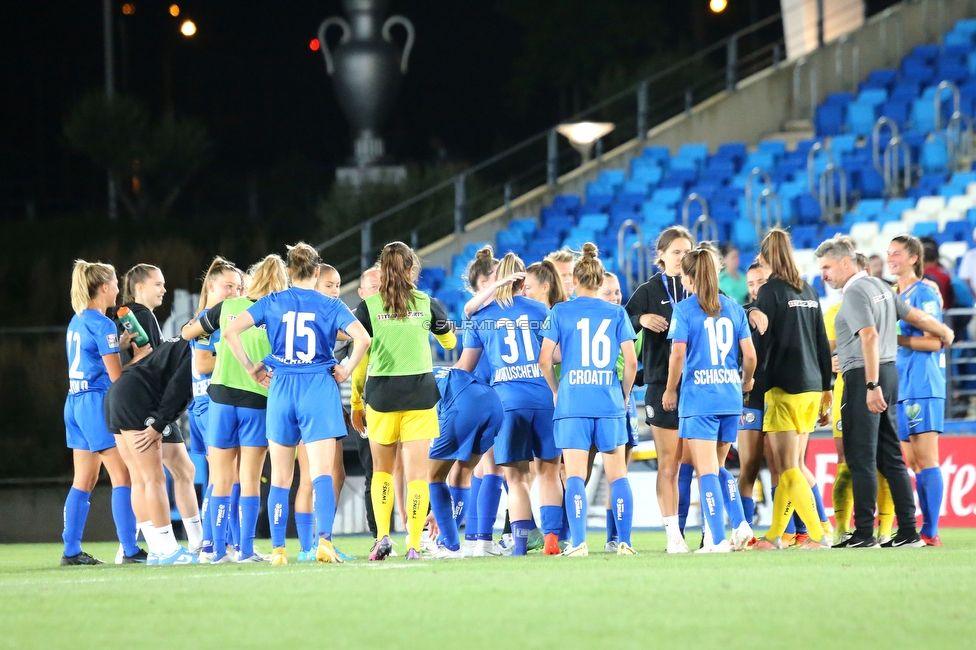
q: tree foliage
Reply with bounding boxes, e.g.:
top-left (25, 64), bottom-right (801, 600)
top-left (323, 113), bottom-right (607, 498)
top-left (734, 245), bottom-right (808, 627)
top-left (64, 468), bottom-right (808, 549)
top-left (63, 92), bottom-right (212, 220)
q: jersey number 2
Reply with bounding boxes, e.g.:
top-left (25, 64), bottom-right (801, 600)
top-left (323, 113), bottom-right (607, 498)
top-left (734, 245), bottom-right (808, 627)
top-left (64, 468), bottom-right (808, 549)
top-left (703, 317), bottom-right (734, 366)
top-left (282, 312), bottom-right (316, 362)
top-left (67, 331), bottom-right (84, 379)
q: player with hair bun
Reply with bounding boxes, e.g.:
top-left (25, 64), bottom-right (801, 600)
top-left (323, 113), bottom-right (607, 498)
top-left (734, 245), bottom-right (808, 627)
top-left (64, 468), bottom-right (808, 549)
top-left (540, 244), bottom-right (638, 556)
top-left (61, 261), bottom-right (145, 566)
top-left (662, 248), bottom-right (756, 552)
top-left (223, 243), bottom-right (371, 565)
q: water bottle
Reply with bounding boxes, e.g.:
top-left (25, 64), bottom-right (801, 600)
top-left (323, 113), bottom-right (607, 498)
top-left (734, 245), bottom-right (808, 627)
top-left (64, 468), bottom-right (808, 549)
top-left (117, 306), bottom-right (150, 347)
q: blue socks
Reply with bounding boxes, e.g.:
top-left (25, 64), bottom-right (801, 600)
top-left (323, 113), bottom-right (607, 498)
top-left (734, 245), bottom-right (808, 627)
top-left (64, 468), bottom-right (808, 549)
top-left (228, 483), bottom-right (241, 547)
top-left (477, 474), bottom-right (503, 540)
top-left (719, 468), bottom-right (745, 529)
top-left (564, 476), bottom-right (587, 547)
top-left (295, 512), bottom-right (315, 552)
top-left (312, 475), bottom-right (336, 542)
top-left (111, 486), bottom-right (140, 556)
top-left (465, 476), bottom-right (482, 541)
top-left (268, 485), bottom-right (290, 549)
top-left (558, 505), bottom-right (570, 541)
top-left (430, 482), bottom-right (460, 550)
top-left (792, 511), bottom-right (805, 535)
top-left (606, 509), bottom-right (617, 543)
top-left (742, 496), bottom-right (755, 526)
top-left (200, 484), bottom-right (214, 548)
top-left (699, 474), bottom-right (727, 546)
top-left (239, 496), bottom-right (260, 558)
top-left (811, 483), bottom-right (828, 523)
top-left (512, 519), bottom-right (531, 555)
top-left (211, 495), bottom-right (232, 558)
top-left (540, 505), bottom-right (563, 537)
top-left (919, 467), bottom-right (944, 538)
top-left (62, 487), bottom-right (90, 557)
top-left (610, 478), bottom-right (633, 546)
top-left (450, 486), bottom-right (470, 531)
top-left (678, 463), bottom-right (694, 534)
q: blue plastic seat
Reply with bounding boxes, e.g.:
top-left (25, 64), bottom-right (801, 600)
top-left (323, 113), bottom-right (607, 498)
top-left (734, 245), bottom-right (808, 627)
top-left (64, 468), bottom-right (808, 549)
top-left (757, 140), bottom-right (787, 157)
top-left (597, 169), bottom-right (626, 188)
top-left (867, 69), bottom-right (898, 89)
top-left (902, 59), bottom-right (935, 84)
top-left (912, 44), bottom-right (940, 62)
top-left (651, 187), bottom-right (684, 207)
top-left (944, 220), bottom-right (971, 242)
top-left (731, 219), bottom-right (757, 250)
top-left (509, 217), bottom-right (537, 236)
top-left (641, 145), bottom-right (671, 164)
top-left (542, 213), bottom-right (575, 235)
top-left (826, 92), bottom-right (855, 107)
top-left (578, 213), bottom-right (609, 232)
top-left (857, 88), bottom-right (888, 107)
top-left (496, 230), bottom-right (525, 250)
top-left (552, 194), bottom-right (581, 213)
top-left (717, 142), bottom-right (747, 161)
top-left (854, 198), bottom-right (885, 220)
top-left (815, 104), bottom-right (845, 137)
top-left (880, 100), bottom-right (910, 128)
top-left (921, 138), bottom-right (949, 174)
top-left (890, 81), bottom-right (920, 101)
top-left (913, 221), bottom-right (940, 238)
top-left (910, 99), bottom-right (937, 133)
top-left (845, 103), bottom-right (878, 137)
top-left (794, 194), bottom-right (822, 225)
top-left (678, 143), bottom-right (709, 162)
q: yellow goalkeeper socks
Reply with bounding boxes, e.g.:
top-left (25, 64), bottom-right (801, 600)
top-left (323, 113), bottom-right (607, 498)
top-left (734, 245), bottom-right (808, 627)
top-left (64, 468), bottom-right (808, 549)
top-left (371, 472), bottom-right (394, 540)
top-left (406, 480), bottom-right (429, 552)
top-left (877, 472), bottom-right (894, 539)
top-left (782, 468), bottom-right (826, 543)
top-left (832, 463), bottom-right (853, 535)
top-left (766, 482), bottom-right (794, 541)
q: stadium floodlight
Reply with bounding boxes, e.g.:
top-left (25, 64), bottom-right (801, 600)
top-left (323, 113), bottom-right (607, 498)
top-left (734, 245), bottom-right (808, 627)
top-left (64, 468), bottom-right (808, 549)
top-left (180, 19), bottom-right (196, 37)
top-left (557, 122), bottom-right (615, 164)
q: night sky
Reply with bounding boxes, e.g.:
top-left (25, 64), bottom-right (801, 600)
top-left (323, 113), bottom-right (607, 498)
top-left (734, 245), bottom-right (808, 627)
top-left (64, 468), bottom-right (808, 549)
top-left (0, 0), bottom-right (894, 222)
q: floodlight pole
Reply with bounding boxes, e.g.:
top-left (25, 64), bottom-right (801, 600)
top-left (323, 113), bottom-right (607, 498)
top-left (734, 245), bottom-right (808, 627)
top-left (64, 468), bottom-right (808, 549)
top-left (104, 0), bottom-right (118, 221)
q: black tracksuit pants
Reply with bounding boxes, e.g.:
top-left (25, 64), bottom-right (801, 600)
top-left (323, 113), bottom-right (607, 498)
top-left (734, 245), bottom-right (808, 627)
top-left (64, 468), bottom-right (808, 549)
top-left (841, 363), bottom-right (917, 538)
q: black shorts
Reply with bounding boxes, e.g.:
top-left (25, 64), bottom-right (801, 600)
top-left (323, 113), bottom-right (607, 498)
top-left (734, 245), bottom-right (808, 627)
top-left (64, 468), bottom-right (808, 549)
top-left (644, 384), bottom-right (679, 430)
top-left (105, 375), bottom-right (184, 443)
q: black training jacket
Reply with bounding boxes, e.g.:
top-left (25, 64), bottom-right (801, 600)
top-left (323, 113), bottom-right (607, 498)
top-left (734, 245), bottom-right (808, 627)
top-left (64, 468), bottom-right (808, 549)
top-left (625, 271), bottom-right (687, 386)
top-left (753, 277), bottom-right (832, 394)
top-left (120, 338), bottom-right (192, 432)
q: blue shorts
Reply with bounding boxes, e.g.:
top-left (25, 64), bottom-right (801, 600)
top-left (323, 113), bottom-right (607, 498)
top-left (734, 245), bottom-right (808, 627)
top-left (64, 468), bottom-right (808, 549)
top-left (555, 417), bottom-right (628, 453)
top-left (188, 400), bottom-right (209, 455)
top-left (267, 372), bottom-right (347, 447)
top-left (740, 407), bottom-right (763, 431)
top-left (64, 391), bottom-right (115, 453)
top-left (208, 401), bottom-right (267, 449)
top-left (430, 384), bottom-right (504, 462)
top-left (679, 414), bottom-right (739, 443)
top-left (897, 398), bottom-right (945, 442)
top-left (494, 408), bottom-right (559, 465)
top-left (625, 400), bottom-right (640, 447)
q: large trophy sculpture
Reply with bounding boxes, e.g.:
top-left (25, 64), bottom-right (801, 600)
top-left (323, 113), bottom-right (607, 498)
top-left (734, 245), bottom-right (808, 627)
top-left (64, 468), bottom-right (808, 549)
top-left (318, 0), bottom-right (414, 184)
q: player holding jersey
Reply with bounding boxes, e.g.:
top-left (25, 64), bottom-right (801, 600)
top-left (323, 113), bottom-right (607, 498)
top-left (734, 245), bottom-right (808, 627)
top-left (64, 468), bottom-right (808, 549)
top-left (663, 248), bottom-right (756, 552)
top-left (888, 235), bottom-right (946, 546)
top-left (457, 252), bottom-right (563, 556)
top-left (540, 243), bottom-right (638, 556)
top-left (223, 243), bottom-right (371, 565)
top-left (61, 261), bottom-right (144, 565)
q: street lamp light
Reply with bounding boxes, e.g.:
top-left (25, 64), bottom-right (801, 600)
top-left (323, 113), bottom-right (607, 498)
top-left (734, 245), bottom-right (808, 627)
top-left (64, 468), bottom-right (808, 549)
top-left (710, 0), bottom-right (728, 13)
top-left (556, 122), bottom-right (615, 164)
top-left (180, 19), bottom-right (196, 37)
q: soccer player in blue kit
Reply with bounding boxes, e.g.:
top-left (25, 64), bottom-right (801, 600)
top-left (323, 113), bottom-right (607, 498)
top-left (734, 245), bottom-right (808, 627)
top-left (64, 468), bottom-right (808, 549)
top-left (427, 366), bottom-right (505, 559)
top-left (888, 235), bottom-right (946, 546)
top-left (662, 248), bottom-right (757, 553)
top-left (222, 243), bottom-right (371, 565)
top-left (539, 243), bottom-right (638, 556)
top-left (456, 252), bottom-right (564, 556)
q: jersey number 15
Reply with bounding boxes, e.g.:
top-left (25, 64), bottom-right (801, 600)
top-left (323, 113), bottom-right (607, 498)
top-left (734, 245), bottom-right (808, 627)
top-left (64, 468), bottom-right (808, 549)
top-left (282, 311), bottom-right (316, 362)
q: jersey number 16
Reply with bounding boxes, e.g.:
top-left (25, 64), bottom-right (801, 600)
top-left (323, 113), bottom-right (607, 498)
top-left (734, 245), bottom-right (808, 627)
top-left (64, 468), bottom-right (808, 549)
top-left (577, 318), bottom-right (612, 368)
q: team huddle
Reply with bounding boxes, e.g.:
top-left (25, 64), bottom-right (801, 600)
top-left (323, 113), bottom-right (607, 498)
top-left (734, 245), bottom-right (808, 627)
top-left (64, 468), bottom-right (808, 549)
top-left (58, 224), bottom-right (953, 566)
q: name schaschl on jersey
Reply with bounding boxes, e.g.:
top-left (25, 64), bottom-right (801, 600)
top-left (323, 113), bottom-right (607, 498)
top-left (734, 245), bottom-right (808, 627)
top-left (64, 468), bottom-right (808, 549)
top-left (668, 295), bottom-right (752, 418)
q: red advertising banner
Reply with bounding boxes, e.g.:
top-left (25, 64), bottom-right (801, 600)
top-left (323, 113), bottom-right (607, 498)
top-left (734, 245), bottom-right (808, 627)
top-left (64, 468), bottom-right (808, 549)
top-left (805, 436), bottom-right (976, 527)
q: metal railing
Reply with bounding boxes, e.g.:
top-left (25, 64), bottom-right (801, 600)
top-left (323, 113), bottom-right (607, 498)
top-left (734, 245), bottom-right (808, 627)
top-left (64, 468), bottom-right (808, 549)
top-left (682, 193), bottom-right (719, 243)
top-left (944, 307), bottom-right (976, 420)
top-left (314, 13), bottom-right (787, 277)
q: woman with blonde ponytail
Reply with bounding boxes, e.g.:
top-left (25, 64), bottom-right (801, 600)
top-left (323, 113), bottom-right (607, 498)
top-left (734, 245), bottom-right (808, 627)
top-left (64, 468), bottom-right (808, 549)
top-left (61, 261), bottom-right (145, 565)
top-left (539, 243), bottom-right (638, 556)
top-left (661, 249), bottom-right (757, 552)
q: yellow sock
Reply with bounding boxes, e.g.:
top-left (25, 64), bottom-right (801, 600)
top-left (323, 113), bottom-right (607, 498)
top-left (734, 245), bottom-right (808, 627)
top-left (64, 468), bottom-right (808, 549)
top-left (406, 480), bottom-right (429, 552)
top-left (783, 468), bottom-right (826, 543)
top-left (832, 463), bottom-right (853, 535)
top-left (371, 471), bottom-right (394, 539)
top-left (877, 472), bottom-right (894, 539)
top-left (766, 482), bottom-right (795, 541)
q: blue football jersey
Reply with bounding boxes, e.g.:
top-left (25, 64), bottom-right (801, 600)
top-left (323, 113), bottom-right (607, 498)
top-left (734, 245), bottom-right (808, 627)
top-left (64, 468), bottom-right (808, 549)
top-left (434, 366), bottom-right (480, 414)
top-left (543, 296), bottom-right (636, 419)
top-left (462, 323), bottom-right (493, 384)
top-left (66, 309), bottom-right (120, 393)
top-left (896, 281), bottom-right (946, 400)
top-left (248, 287), bottom-right (356, 374)
top-left (190, 307), bottom-right (216, 408)
top-left (466, 296), bottom-right (552, 409)
top-left (668, 295), bottom-right (752, 418)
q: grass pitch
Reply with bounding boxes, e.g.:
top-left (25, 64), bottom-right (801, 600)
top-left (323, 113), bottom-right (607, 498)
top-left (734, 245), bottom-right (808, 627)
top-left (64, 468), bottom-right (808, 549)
top-left (3, 530), bottom-right (975, 649)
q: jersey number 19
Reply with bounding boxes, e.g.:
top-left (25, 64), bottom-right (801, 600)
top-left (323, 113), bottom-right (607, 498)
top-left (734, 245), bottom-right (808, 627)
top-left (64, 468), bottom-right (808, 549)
top-left (703, 316), bottom-right (734, 366)
top-left (282, 311), bottom-right (316, 362)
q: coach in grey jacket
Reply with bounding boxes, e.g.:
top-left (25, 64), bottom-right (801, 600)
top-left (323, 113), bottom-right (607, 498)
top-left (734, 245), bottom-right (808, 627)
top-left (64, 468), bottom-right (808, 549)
top-left (816, 237), bottom-right (953, 548)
